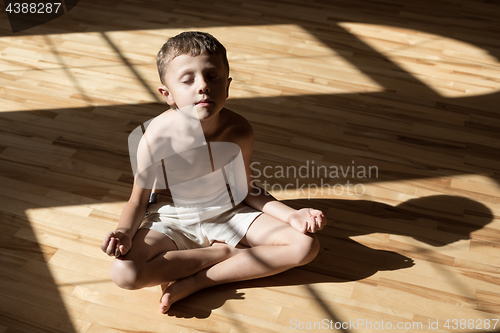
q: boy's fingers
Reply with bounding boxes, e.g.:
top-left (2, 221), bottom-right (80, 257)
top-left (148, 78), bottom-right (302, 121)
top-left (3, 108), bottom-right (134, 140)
top-left (103, 237), bottom-right (111, 255)
top-left (101, 232), bottom-right (113, 252)
top-left (119, 244), bottom-right (129, 256)
top-left (313, 217), bottom-right (318, 232)
top-left (316, 215), bottom-right (324, 230)
top-left (114, 239), bottom-right (122, 257)
top-left (100, 240), bottom-right (107, 252)
top-left (310, 208), bottom-right (322, 216)
top-left (307, 216), bottom-right (316, 233)
top-left (107, 238), bottom-right (117, 256)
top-left (105, 238), bottom-right (113, 256)
top-left (315, 212), bottom-right (326, 229)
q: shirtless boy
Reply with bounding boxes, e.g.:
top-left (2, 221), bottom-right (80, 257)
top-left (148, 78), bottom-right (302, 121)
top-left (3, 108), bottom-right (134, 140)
top-left (101, 31), bottom-right (327, 314)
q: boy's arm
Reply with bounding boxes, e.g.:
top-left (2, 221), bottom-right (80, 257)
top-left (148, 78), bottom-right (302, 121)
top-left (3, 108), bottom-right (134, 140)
top-left (244, 183), bottom-right (326, 234)
top-left (244, 186), bottom-right (296, 221)
top-left (102, 182), bottom-right (151, 256)
top-left (239, 125), bottom-right (326, 233)
top-left (116, 182), bottom-right (151, 237)
top-left (103, 125), bottom-right (159, 256)
top-left (238, 124), bottom-right (296, 220)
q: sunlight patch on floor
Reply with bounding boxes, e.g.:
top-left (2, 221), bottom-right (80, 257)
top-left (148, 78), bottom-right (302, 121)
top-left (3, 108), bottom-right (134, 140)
top-left (339, 22), bottom-right (500, 98)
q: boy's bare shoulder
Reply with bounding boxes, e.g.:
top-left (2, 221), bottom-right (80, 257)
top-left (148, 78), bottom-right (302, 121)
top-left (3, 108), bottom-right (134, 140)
top-left (147, 108), bottom-right (175, 128)
top-left (219, 108), bottom-right (254, 144)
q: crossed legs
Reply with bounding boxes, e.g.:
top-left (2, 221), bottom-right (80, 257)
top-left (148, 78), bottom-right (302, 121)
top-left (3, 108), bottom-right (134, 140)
top-left (110, 212), bottom-right (320, 313)
top-left (110, 229), bottom-right (241, 289)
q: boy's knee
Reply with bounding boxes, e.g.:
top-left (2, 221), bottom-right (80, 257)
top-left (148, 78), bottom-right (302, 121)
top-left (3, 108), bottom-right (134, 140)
top-left (110, 259), bottom-right (144, 290)
top-left (294, 233), bottom-right (320, 266)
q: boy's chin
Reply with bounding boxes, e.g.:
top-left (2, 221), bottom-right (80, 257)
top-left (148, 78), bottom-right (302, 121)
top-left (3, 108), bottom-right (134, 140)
top-left (195, 106), bottom-right (220, 120)
top-left (174, 104), bottom-right (221, 121)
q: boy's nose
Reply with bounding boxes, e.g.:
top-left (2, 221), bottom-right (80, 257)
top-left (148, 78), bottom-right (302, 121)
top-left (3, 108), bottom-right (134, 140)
top-left (198, 79), bottom-right (210, 94)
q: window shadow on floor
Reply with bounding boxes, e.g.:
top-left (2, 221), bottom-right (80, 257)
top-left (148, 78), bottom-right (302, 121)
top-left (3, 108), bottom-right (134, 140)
top-left (1, 0), bottom-right (499, 330)
top-left (0, 86), bottom-right (499, 327)
top-left (166, 194), bottom-right (493, 319)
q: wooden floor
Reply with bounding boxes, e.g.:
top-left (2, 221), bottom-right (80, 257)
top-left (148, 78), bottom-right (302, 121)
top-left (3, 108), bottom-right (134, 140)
top-left (1, 0), bottom-right (500, 332)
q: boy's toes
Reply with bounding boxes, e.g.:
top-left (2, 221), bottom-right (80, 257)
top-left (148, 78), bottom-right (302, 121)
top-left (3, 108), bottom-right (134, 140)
top-left (159, 303), bottom-right (170, 314)
top-left (159, 291), bottom-right (172, 314)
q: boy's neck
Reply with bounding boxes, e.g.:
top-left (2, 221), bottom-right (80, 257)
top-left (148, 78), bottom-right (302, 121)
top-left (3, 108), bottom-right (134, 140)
top-left (200, 112), bottom-right (221, 142)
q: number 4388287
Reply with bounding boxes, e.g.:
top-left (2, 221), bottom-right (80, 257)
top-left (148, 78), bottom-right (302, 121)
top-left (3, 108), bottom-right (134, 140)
top-left (444, 319), bottom-right (498, 330)
top-left (5, 3), bottom-right (62, 14)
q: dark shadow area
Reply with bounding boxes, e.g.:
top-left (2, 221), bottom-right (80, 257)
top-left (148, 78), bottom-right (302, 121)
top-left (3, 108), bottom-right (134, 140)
top-left (2, 0), bottom-right (499, 62)
top-left (1, 0), bottom-right (499, 330)
top-left (0, 211), bottom-right (77, 332)
top-left (166, 194), bottom-right (494, 318)
top-left (0, 103), bottom-right (164, 333)
top-left (289, 195), bottom-right (496, 247)
top-left (229, 90), bottom-right (500, 189)
top-left (166, 287), bottom-right (246, 319)
top-left (0, 0), bottom-right (498, 188)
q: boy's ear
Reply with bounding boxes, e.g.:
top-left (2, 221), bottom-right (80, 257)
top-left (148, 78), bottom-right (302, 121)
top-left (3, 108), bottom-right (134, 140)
top-left (158, 86), bottom-right (175, 106)
top-left (226, 77), bottom-right (232, 98)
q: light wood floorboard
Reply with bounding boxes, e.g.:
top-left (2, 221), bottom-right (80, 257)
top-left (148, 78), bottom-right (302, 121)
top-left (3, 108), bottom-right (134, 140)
top-left (1, 0), bottom-right (500, 332)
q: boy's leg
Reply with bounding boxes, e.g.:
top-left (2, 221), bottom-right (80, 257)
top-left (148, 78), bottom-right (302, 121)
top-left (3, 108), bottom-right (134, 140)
top-left (160, 213), bottom-right (319, 313)
top-left (110, 228), bottom-right (242, 290)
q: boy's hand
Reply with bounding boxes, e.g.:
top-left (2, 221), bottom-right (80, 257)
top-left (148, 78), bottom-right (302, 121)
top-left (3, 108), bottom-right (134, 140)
top-left (101, 230), bottom-right (132, 257)
top-left (287, 208), bottom-right (327, 234)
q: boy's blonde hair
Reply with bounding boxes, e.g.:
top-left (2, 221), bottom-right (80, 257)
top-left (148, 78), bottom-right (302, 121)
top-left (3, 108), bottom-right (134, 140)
top-left (156, 31), bottom-right (229, 85)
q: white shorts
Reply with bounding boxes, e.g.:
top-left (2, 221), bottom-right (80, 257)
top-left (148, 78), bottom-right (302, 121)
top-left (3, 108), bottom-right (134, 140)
top-left (139, 194), bottom-right (262, 250)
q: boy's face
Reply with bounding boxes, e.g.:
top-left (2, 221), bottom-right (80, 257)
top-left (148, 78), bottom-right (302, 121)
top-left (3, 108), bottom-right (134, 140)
top-left (159, 53), bottom-right (231, 120)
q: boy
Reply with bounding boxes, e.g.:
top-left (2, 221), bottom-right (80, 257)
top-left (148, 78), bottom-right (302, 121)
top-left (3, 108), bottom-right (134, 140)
top-left (101, 31), bottom-right (326, 314)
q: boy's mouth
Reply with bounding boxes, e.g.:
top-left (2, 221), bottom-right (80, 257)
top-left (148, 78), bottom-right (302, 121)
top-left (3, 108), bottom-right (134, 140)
top-left (196, 99), bottom-right (214, 107)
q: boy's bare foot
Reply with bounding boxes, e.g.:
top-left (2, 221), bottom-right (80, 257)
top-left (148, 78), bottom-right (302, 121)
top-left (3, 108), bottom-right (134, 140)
top-left (159, 274), bottom-right (202, 314)
top-left (159, 243), bottom-right (245, 314)
top-left (159, 282), bottom-right (174, 314)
